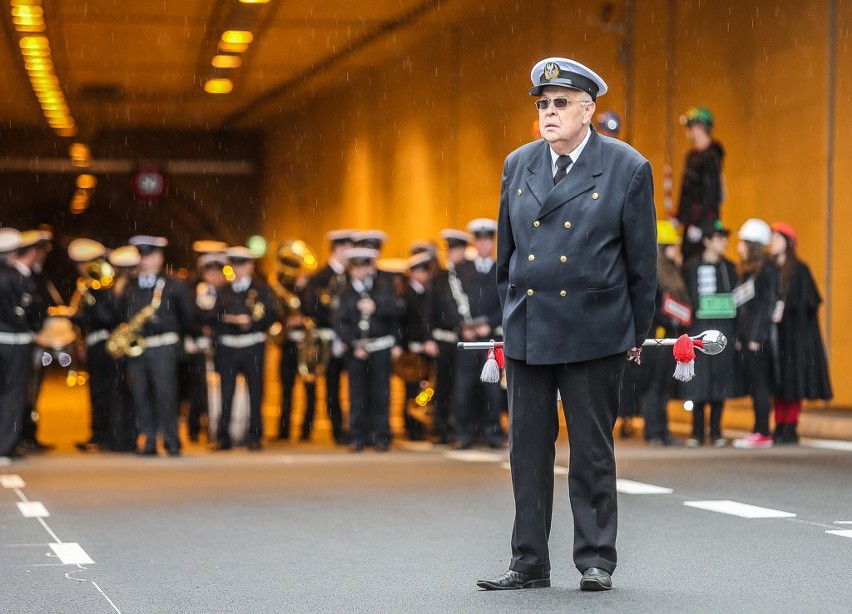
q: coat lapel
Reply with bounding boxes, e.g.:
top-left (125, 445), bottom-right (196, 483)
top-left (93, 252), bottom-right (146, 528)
top-left (524, 141), bottom-right (555, 208)
top-left (535, 128), bottom-right (604, 220)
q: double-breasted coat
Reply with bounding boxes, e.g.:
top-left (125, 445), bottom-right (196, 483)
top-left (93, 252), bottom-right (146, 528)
top-left (496, 129), bottom-right (657, 364)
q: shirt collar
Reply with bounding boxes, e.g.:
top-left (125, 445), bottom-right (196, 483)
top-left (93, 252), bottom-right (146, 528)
top-left (329, 258), bottom-right (345, 275)
top-left (549, 126), bottom-right (592, 176)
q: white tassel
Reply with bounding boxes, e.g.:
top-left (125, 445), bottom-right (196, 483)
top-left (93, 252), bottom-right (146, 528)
top-left (480, 349), bottom-right (501, 383)
top-left (673, 359), bottom-right (695, 382)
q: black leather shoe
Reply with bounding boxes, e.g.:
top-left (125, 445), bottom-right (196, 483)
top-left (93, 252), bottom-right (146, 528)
top-left (136, 448), bottom-right (157, 457)
top-left (477, 569), bottom-right (550, 590)
top-left (580, 567), bottom-right (612, 591)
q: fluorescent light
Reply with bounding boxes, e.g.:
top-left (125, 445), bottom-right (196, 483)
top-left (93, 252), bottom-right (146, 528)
top-left (221, 30), bottom-right (253, 44)
top-left (204, 78), bottom-right (234, 94)
top-left (212, 54), bottom-right (242, 68)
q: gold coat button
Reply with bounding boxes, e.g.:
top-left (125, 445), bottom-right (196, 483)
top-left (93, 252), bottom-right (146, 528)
top-left (560, 290), bottom-right (567, 297)
top-left (533, 220), bottom-right (541, 228)
top-left (592, 192), bottom-right (599, 200)
top-left (560, 255), bottom-right (567, 263)
top-left (528, 254), bottom-right (535, 262)
top-left (564, 221), bottom-right (572, 229)
top-left (527, 289), bottom-right (534, 296)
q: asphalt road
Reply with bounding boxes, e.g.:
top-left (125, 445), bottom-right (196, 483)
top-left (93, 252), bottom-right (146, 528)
top-left (2, 439), bottom-right (851, 613)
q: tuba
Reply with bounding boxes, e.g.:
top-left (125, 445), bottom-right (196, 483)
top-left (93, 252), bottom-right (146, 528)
top-left (76, 259), bottom-right (115, 306)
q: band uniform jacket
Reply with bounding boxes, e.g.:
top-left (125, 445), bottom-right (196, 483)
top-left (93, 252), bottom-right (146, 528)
top-left (496, 129), bottom-right (657, 364)
top-left (0, 263), bottom-right (46, 334)
top-left (454, 260), bottom-right (503, 339)
top-left (333, 273), bottom-right (401, 348)
top-left (119, 274), bottom-right (195, 339)
top-left (302, 262), bottom-right (348, 329)
top-left (210, 278), bottom-right (278, 340)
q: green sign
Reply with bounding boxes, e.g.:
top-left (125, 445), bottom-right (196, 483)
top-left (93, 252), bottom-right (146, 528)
top-left (696, 293), bottom-right (736, 319)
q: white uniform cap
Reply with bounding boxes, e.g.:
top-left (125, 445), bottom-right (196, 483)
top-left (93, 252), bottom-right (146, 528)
top-left (192, 240), bottom-right (228, 254)
top-left (344, 247), bottom-right (380, 264)
top-left (529, 57), bottom-right (608, 99)
top-left (439, 229), bottom-right (473, 247)
top-left (107, 245), bottom-right (141, 267)
top-left (409, 240), bottom-right (437, 256)
top-left (466, 218), bottom-right (498, 236)
top-left (0, 228), bottom-right (22, 254)
top-left (738, 218), bottom-right (772, 246)
top-left (18, 230), bottom-right (43, 249)
top-left (407, 252), bottom-right (434, 271)
top-left (226, 246), bottom-right (255, 261)
top-left (199, 252), bottom-right (227, 267)
top-left (352, 230), bottom-right (388, 247)
top-left (68, 238), bottom-right (107, 262)
top-left (128, 235), bottom-right (168, 248)
top-left (326, 229), bottom-right (357, 243)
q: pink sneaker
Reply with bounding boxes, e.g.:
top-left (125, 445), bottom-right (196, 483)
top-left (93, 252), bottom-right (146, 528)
top-left (733, 433), bottom-right (774, 449)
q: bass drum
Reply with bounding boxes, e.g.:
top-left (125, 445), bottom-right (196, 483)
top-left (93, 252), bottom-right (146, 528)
top-left (34, 314), bottom-right (77, 369)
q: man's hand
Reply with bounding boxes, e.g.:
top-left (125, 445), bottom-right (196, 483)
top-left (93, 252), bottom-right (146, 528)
top-left (354, 347), bottom-right (368, 360)
top-left (423, 340), bottom-right (439, 357)
top-left (356, 298), bottom-right (376, 315)
top-left (627, 347), bottom-right (642, 365)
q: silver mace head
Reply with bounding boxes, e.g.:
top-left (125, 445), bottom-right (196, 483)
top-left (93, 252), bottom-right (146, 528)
top-left (694, 330), bottom-right (727, 355)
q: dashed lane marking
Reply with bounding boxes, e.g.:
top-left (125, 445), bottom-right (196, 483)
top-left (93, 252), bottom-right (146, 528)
top-left (616, 479), bottom-right (674, 495)
top-left (684, 500), bottom-right (796, 518)
top-left (826, 530), bottom-right (852, 540)
top-left (17, 501), bottom-right (50, 518)
top-left (49, 542), bottom-right (94, 565)
top-left (801, 439), bottom-right (852, 452)
top-left (1, 474), bottom-right (25, 488)
top-left (834, 521), bottom-right (852, 524)
top-left (444, 450), bottom-right (504, 462)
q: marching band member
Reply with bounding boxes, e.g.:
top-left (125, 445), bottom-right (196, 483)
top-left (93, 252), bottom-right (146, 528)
top-left (452, 219), bottom-right (507, 450)
top-left (210, 246), bottom-right (278, 451)
top-left (117, 235), bottom-right (193, 456)
top-left (0, 229), bottom-right (47, 459)
top-left (301, 230), bottom-right (354, 444)
top-left (333, 247), bottom-right (402, 452)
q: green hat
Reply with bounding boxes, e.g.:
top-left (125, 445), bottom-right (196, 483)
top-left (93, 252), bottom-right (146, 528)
top-left (680, 107), bottom-right (713, 128)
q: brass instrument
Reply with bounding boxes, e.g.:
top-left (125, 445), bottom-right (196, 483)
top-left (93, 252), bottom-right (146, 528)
top-left (76, 259), bottom-right (116, 306)
top-left (106, 279), bottom-right (164, 359)
top-left (246, 288), bottom-right (266, 322)
top-left (297, 317), bottom-right (335, 383)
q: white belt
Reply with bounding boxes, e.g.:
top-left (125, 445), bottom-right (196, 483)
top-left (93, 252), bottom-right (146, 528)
top-left (353, 335), bottom-right (395, 353)
top-left (408, 341), bottom-right (426, 353)
top-left (287, 330), bottom-right (305, 342)
top-left (432, 329), bottom-right (458, 344)
top-left (219, 332), bottom-right (266, 348)
top-left (86, 329), bottom-right (110, 347)
top-left (288, 328), bottom-right (336, 343)
top-left (143, 332), bottom-right (180, 349)
top-left (0, 331), bottom-right (34, 345)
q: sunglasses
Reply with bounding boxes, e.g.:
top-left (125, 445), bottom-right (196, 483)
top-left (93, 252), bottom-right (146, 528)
top-left (534, 97), bottom-right (589, 110)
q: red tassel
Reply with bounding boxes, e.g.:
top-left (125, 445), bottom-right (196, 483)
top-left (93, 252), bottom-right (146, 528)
top-left (494, 347), bottom-right (505, 369)
top-left (672, 334), bottom-right (696, 382)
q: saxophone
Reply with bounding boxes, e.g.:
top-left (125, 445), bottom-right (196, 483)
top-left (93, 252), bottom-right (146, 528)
top-left (106, 279), bottom-right (164, 359)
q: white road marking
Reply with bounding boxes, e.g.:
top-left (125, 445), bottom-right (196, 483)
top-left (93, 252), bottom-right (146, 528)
top-left (1, 474), bottom-right (25, 488)
top-left (801, 439), bottom-right (852, 452)
top-left (17, 501), bottom-right (50, 518)
top-left (500, 462), bottom-right (568, 475)
top-left (834, 521), bottom-right (852, 525)
top-left (826, 530), bottom-right (852, 539)
top-left (49, 542), bottom-right (94, 565)
top-left (617, 479), bottom-right (674, 495)
top-left (684, 500), bottom-right (796, 518)
top-left (92, 581), bottom-right (122, 613)
top-left (445, 450), bottom-right (503, 462)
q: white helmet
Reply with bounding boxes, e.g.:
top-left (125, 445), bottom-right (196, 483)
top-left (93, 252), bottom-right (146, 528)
top-left (738, 218), bottom-right (771, 246)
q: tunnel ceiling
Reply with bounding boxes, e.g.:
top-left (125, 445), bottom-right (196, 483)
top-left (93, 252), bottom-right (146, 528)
top-left (0, 0), bottom-right (467, 136)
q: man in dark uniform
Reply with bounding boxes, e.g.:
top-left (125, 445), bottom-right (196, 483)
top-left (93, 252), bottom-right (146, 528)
top-left (478, 57), bottom-right (656, 592)
top-left (210, 246), bottom-right (278, 451)
top-left (427, 229), bottom-right (471, 444)
top-left (0, 229), bottom-right (47, 459)
top-left (68, 239), bottom-right (122, 452)
top-left (333, 247), bottom-right (401, 452)
top-left (118, 235), bottom-right (194, 456)
top-left (452, 219), bottom-right (506, 450)
top-left (301, 229), bottom-right (354, 444)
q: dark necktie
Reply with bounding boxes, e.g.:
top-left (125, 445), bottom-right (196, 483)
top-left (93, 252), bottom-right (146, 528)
top-left (553, 155), bottom-right (573, 185)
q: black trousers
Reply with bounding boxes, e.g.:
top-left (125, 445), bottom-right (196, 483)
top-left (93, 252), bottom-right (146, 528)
top-left (691, 401), bottom-right (724, 441)
top-left (453, 347), bottom-right (505, 446)
top-left (739, 347), bottom-right (772, 436)
top-left (506, 353), bottom-right (625, 576)
top-left (344, 348), bottom-right (391, 447)
top-left (278, 341), bottom-right (317, 440)
top-left (215, 343), bottom-right (266, 445)
top-left (0, 343), bottom-right (31, 456)
top-left (185, 353), bottom-right (209, 440)
top-left (431, 341), bottom-right (456, 442)
top-left (126, 344), bottom-right (180, 453)
top-left (324, 355), bottom-right (346, 442)
top-left (88, 342), bottom-right (136, 451)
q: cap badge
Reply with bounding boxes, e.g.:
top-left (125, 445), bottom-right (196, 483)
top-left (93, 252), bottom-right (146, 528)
top-left (543, 62), bottom-right (560, 80)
